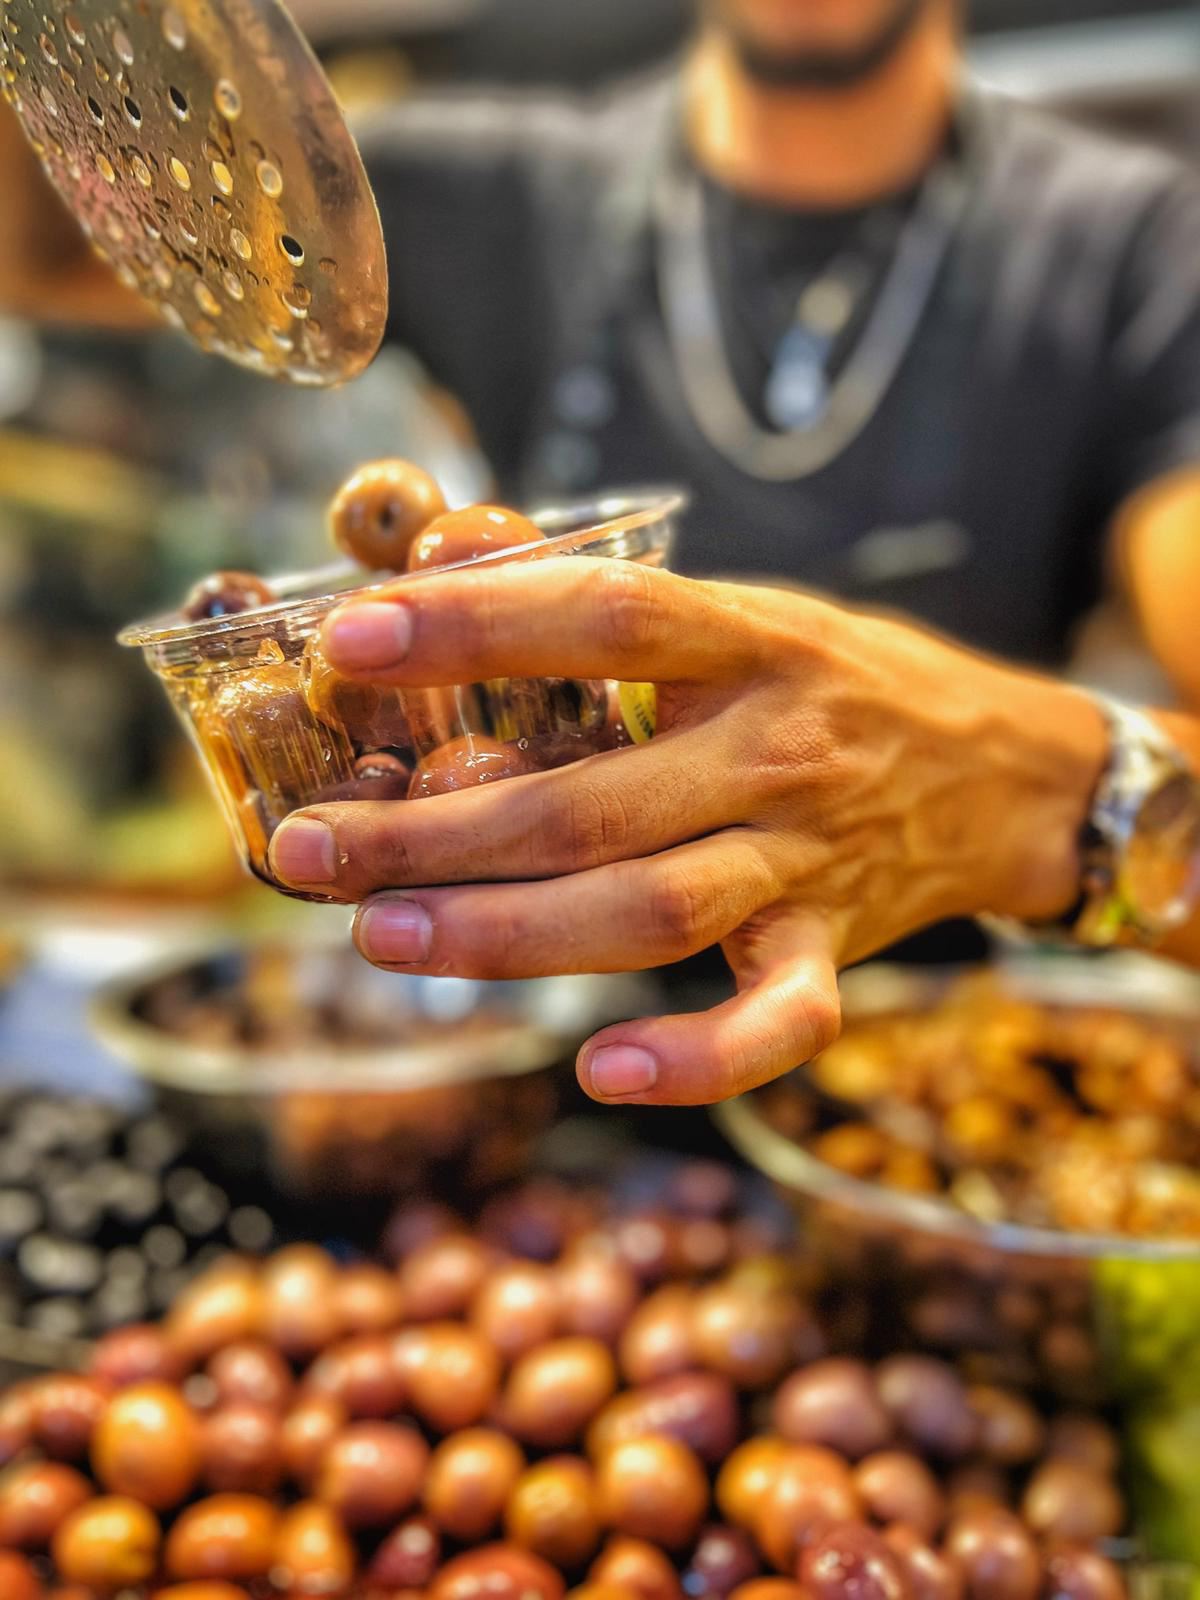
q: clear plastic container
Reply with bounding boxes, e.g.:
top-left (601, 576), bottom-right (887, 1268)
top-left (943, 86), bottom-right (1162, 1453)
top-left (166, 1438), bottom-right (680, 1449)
top-left (120, 489), bottom-right (684, 898)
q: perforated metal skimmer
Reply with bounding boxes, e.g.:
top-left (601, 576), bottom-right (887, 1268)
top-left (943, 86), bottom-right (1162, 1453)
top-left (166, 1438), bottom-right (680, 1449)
top-left (0, 0), bottom-right (388, 385)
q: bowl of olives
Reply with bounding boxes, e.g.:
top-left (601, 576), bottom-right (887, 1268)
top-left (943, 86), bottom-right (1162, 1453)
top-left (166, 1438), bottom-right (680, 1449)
top-left (120, 465), bottom-right (685, 899)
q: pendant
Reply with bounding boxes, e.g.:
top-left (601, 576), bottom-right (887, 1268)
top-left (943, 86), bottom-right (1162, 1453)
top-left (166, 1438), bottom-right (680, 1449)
top-left (764, 324), bottom-right (832, 432)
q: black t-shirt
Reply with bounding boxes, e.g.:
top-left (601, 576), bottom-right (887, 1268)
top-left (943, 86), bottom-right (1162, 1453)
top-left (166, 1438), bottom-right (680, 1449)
top-left (356, 73), bottom-right (1200, 668)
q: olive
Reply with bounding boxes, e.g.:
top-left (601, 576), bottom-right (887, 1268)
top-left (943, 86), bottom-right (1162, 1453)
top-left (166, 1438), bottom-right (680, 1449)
top-left (206, 1343), bottom-right (293, 1413)
top-left (334, 1263), bottom-right (406, 1335)
top-left (618, 1288), bottom-right (698, 1387)
top-left (773, 1360), bottom-right (892, 1461)
top-left (92, 1381), bottom-right (201, 1510)
top-left (854, 1452), bottom-right (944, 1541)
top-left (151, 1586), bottom-right (252, 1600)
top-left (200, 1404), bottom-right (284, 1496)
top-left (424, 1428), bottom-right (525, 1542)
top-left (1044, 1415), bottom-right (1119, 1478)
top-left (754, 1446), bottom-right (862, 1572)
top-left (503, 1338), bottom-right (619, 1449)
top-left (368, 1514), bottom-right (443, 1590)
top-left (691, 1285), bottom-right (814, 1391)
top-left (400, 1236), bottom-right (492, 1322)
top-left (272, 1501), bottom-right (357, 1597)
top-left (0, 1389), bottom-right (33, 1468)
top-left (683, 1524), bottom-right (761, 1599)
top-left (0, 1462), bottom-right (92, 1548)
top-left (1043, 1547), bottom-right (1126, 1600)
top-left (478, 1181), bottom-right (592, 1262)
top-left (944, 1465), bottom-right (1011, 1518)
top-left (29, 1376), bottom-right (110, 1462)
top-left (728, 1583), bottom-right (808, 1600)
top-left (669, 1163), bottom-right (740, 1221)
top-left (182, 571), bottom-right (277, 622)
top-left (301, 644), bottom-right (413, 753)
top-left (570, 1585), bottom-right (642, 1600)
top-left (0, 1551), bottom-right (41, 1600)
top-left (90, 1325), bottom-right (185, 1389)
top-left (801, 1522), bottom-right (912, 1600)
top-left (262, 1246), bottom-right (343, 1360)
top-left (558, 1251), bottom-right (641, 1344)
top-left (944, 1510), bottom-right (1041, 1600)
top-left (1019, 1462), bottom-right (1123, 1544)
top-left (381, 1200), bottom-right (461, 1264)
top-left (306, 1334), bottom-right (407, 1419)
top-left (588, 1372), bottom-right (740, 1466)
top-left (407, 505), bottom-right (544, 573)
top-left (882, 1526), bottom-right (964, 1600)
top-left (967, 1389), bottom-right (1045, 1468)
top-left (676, 1220), bottom-right (734, 1278)
top-left (432, 1542), bottom-right (566, 1600)
top-left (410, 737), bottom-right (536, 800)
top-left (53, 1495), bottom-right (161, 1590)
top-left (165, 1262), bottom-right (265, 1363)
top-left (595, 1437), bottom-right (709, 1551)
top-left (281, 1394), bottom-right (347, 1488)
top-left (589, 1535), bottom-right (684, 1600)
top-left (506, 1455), bottom-right (600, 1569)
top-left (330, 459), bottom-right (448, 571)
top-left (165, 1494), bottom-right (278, 1583)
top-left (611, 1215), bottom-right (680, 1285)
top-left (398, 1322), bottom-right (502, 1433)
top-left (715, 1437), bottom-right (793, 1530)
top-left (315, 1421), bottom-right (429, 1529)
top-left (876, 1358), bottom-right (978, 1461)
top-left (472, 1262), bottom-right (562, 1360)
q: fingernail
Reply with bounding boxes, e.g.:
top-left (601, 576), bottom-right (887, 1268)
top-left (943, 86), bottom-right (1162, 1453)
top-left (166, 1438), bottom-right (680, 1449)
top-left (586, 1044), bottom-right (659, 1100)
top-left (323, 601), bottom-right (413, 672)
top-left (270, 817), bottom-right (336, 885)
top-left (359, 899), bottom-right (433, 965)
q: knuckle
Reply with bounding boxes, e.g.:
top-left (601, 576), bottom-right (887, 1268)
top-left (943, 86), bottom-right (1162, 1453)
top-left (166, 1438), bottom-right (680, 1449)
top-left (646, 866), bottom-right (719, 954)
top-left (539, 780), bottom-right (632, 871)
top-left (596, 562), bottom-right (661, 665)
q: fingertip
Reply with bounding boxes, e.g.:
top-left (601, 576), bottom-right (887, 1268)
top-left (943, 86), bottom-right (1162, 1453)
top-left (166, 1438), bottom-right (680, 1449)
top-left (577, 1038), bottom-right (661, 1104)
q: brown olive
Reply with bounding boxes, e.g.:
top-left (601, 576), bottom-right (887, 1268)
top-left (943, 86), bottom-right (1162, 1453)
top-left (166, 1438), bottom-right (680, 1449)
top-left (306, 1334), bottom-right (407, 1420)
top-left (595, 1436), bottom-right (709, 1551)
top-left (165, 1494), bottom-right (279, 1583)
top-left (715, 1437), bottom-right (793, 1531)
top-left (944, 1465), bottom-right (1011, 1519)
top-left (400, 1236), bottom-right (492, 1321)
top-left (182, 570), bottom-right (277, 622)
top-left (506, 1455), bottom-right (600, 1569)
top-left (967, 1389), bottom-right (1045, 1468)
top-left (91, 1325), bottom-right (185, 1390)
top-left (882, 1526), bottom-right (964, 1600)
top-left (876, 1358), bottom-right (978, 1461)
top-left (272, 1501), bottom-right (357, 1596)
top-left (200, 1404), bottom-right (284, 1496)
top-left (754, 1446), bottom-right (863, 1572)
top-left (368, 1514), bottom-right (443, 1590)
top-left (382, 1200), bottom-right (462, 1264)
top-left (334, 1263), bottom-right (406, 1335)
top-left (503, 1338), bottom-right (619, 1449)
top-left (330, 459), bottom-right (448, 571)
top-left (262, 1245), bottom-right (344, 1360)
top-left (669, 1163), bottom-right (740, 1220)
top-left (424, 1427), bottom-right (525, 1542)
top-left (315, 1421), bottom-right (429, 1529)
top-left (28, 1376), bottom-right (110, 1462)
top-left (165, 1262), bottom-right (266, 1364)
top-left (53, 1495), bottom-right (161, 1590)
top-left (151, 1586), bottom-right (252, 1600)
top-left (682, 1524), bottom-right (761, 1599)
top-left (801, 1522), bottom-right (912, 1600)
top-left (206, 1343), bottom-right (293, 1414)
top-left (558, 1251), bottom-right (641, 1344)
top-left (588, 1372), bottom-right (740, 1466)
top-left (773, 1360), bottom-right (892, 1461)
top-left (854, 1452), bottom-right (944, 1540)
top-left (408, 505), bottom-right (544, 573)
top-left (398, 1322), bottom-right (502, 1433)
top-left (1044, 1415), bottom-right (1119, 1478)
top-left (589, 1535), bottom-right (684, 1600)
top-left (1042, 1546), bottom-right (1126, 1600)
top-left (433, 1543), bottom-right (566, 1600)
top-left (610, 1215), bottom-right (681, 1285)
top-left (0, 1462), bottom-right (92, 1548)
top-left (410, 737), bottom-right (536, 799)
top-left (478, 1181), bottom-right (591, 1262)
top-left (728, 1582), bottom-right (808, 1600)
top-left (1019, 1462), bottom-right (1123, 1544)
top-left (691, 1285), bottom-right (814, 1391)
top-left (569, 1585), bottom-right (642, 1600)
top-left (944, 1509), bottom-right (1040, 1600)
top-left (618, 1288), bottom-right (698, 1387)
top-left (0, 1389), bottom-right (33, 1468)
top-left (92, 1382), bottom-right (201, 1510)
top-left (0, 1551), bottom-right (42, 1600)
top-left (472, 1262), bottom-right (562, 1360)
top-left (281, 1394), bottom-right (347, 1488)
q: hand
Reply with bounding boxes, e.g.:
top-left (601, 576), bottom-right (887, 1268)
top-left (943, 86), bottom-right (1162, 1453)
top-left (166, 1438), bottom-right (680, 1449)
top-left (269, 559), bottom-right (1105, 1105)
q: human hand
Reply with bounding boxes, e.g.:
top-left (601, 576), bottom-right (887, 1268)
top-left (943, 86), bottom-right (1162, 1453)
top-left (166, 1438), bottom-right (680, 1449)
top-left (268, 559), bottom-right (1105, 1105)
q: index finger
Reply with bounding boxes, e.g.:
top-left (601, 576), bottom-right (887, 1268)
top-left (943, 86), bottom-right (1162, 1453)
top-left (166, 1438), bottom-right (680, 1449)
top-left (319, 558), bottom-right (758, 686)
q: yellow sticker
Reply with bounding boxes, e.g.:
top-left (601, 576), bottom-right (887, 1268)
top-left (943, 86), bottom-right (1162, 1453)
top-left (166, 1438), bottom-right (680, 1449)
top-left (617, 681), bottom-right (657, 744)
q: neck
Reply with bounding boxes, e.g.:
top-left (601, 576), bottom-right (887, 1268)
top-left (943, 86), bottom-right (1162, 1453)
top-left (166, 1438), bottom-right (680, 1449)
top-left (685, 10), bottom-right (958, 208)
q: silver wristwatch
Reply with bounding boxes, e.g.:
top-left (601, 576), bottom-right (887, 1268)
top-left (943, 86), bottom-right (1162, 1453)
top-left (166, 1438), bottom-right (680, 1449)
top-left (1066, 697), bottom-right (1200, 947)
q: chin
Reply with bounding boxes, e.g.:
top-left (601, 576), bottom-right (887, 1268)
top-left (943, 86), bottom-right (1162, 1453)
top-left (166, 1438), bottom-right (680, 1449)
top-left (711, 0), bottom-right (932, 88)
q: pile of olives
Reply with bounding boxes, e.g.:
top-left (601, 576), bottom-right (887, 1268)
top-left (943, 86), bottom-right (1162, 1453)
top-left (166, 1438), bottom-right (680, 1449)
top-left (0, 1165), bottom-right (1128, 1598)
